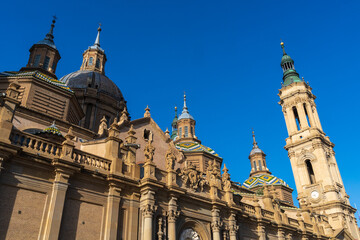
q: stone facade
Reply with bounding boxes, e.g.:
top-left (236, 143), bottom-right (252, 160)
top-left (0, 22), bottom-right (359, 240)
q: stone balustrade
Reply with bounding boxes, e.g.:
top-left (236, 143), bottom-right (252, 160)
top-left (10, 130), bottom-right (61, 157)
top-left (72, 149), bottom-right (111, 172)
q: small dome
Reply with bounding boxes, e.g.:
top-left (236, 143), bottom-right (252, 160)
top-left (60, 70), bottom-right (124, 101)
top-left (36, 39), bottom-right (57, 50)
top-left (178, 111), bottom-right (194, 120)
top-left (281, 54), bottom-right (294, 65)
top-left (243, 174), bottom-right (289, 189)
top-left (250, 147), bottom-right (264, 156)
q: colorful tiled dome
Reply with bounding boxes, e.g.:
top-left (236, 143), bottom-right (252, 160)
top-left (36, 121), bottom-right (62, 136)
top-left (243, 174), bottom-right (288, 189)
top-left (175, 141), bottom-right (218, 157)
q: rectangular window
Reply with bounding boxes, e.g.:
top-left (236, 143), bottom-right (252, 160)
top-left (96, 59), bottom-right (100, 68)
top-left (34, 55), bottom-right (41, 67)
top-left (184, 126), bottom-right (188, 137)
top-left (43, 56), bottom-right (50, 70)
top-left (179, 127), bottom-right (182, 138)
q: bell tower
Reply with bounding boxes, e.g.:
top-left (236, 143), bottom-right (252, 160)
top-left (21, 16), bottom-right (61, 79)
top-left (278, 42), bottom-right (360, 238)
top-left (80, 24), bottom-right (107, 74)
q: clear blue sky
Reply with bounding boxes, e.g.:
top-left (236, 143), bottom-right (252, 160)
top-left (1, 0), bottom-right (360, 218)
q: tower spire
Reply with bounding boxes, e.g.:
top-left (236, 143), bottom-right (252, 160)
top-left (280, 42), bottom-right (302, 86)
top-left (44, 16), bottom-right (56, 43)
top-left (94, 23), bottom-right (101, 48)
top-left (280, 40), bottom-right (286, 55)
top-left (252, 129), bottom-right (258, 149)
top-left (183, 92), bottom-right (187, 110)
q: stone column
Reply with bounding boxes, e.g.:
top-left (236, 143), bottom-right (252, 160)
top-left (167, 197), bottom-right (180, 240)
top-left (228, 213), bottom-right (239, 240)
top-left (142, 204), bottom-right (157, 240)
top-left (296, 102), bottom-right (309, 129)
top-left (103, 184), bottom-right (121, 240)
top-left (211, 207), bottom-right (222, 240)
top-left (257, 224), bottom-right (266, 240)
top-left (42, 169), bottom-right (71, 240)
top-left (277, 229), bottom-right (285, 240)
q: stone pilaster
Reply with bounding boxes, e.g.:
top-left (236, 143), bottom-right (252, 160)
top-left (103, 184), bottom-right (121, 240)
top-left (42, 169), bottom-right (71, 240)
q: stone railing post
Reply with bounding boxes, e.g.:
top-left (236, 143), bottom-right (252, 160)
top-left (60, 127), bottom-right (75, 161)
top-left (0, 80), bottom-right (21, 143)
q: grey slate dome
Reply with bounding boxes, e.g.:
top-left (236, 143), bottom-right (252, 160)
top-left (60, 70), bottom-right (124, 101)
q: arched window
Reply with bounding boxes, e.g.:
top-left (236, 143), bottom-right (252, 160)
top-left (184, 126), bottom-right (188, 137)
top-left (258, 160), bottom-right (262, 170)
top-left (305, 160), bottom-right (316, 184)
top-left (179, 127), bottom-right (182, 138)
top-left (253, 161), bottom-right (257, 170)
top-left (96, 58), bottom-right (100, 68)
top-left (89, 57), bottom-right (94, 66)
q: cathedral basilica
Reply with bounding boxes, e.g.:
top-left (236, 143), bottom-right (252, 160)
top-left (0, 18), bottom-right (359, 240)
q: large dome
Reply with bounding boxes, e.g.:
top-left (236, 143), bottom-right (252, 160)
top-left (60, 70), bottom-right (124, 101)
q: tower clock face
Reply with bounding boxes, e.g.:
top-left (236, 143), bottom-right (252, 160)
top-left (311, 190), bottom-right (319, 199)
top-left (180, 228), bottom-right (200, 240)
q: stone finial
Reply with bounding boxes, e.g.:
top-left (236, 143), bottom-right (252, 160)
top-left (118, 107), bottom-right (129, 125)
top-left (144, 105), bottom-right (151, 118)
top-left (98, 116), bottom-right (108, 136)
top-left (165, 128), bottom-right (170, 138)
top-left (65, 127), bottom-right (75, 141)
top-left (128, 124), bottom-right (135, 136)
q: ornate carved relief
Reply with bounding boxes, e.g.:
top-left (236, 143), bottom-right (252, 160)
top-left (179, 161), bottom-right (207, 191)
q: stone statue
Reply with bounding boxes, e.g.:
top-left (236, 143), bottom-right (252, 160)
top-left (144, 141), bottom-right (155, 163)
top-left (165, 147), bottom-right (176, 171)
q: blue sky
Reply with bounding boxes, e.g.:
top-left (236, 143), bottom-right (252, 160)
top-left (1, 0), bottom-right (360, 218)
